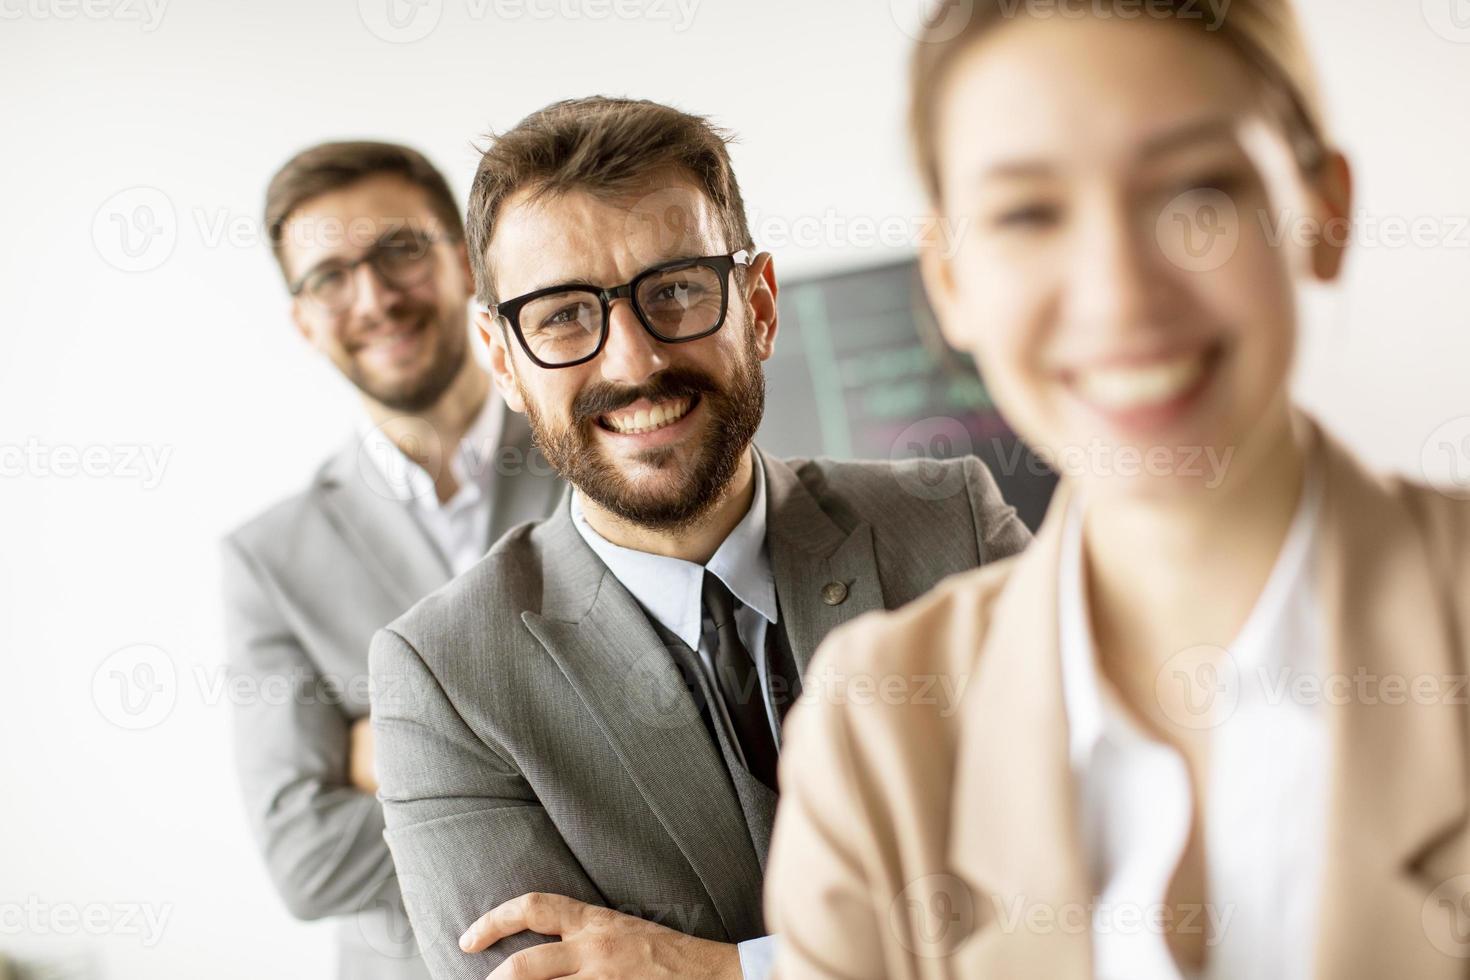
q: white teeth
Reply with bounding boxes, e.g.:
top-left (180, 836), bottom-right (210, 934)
top-left (1075, 353), bottom-right (1208, 410)
top-left (603, 398), bottom-right (692, 435)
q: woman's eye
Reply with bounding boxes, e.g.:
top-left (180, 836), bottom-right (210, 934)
top-left (993, 203), bottom-right (1060, 229)
top-left (1174, 171), bottom-right (1243, 197)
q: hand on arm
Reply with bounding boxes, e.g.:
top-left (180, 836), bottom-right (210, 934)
top-left (460, 893), bottom-right (742, 980)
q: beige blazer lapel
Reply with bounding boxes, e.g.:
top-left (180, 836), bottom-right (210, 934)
top-left (946, 482), bottom-right (1093, 976)
top-left (1311, 429), bottom-right (1469, 979)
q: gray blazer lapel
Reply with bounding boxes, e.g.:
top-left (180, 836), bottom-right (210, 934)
top-left (318, 438), bottom-right (450, 608)
top-left (761, 449), bottom-right (886, 677)
top-left (520, 505), bottom-right (767, 942)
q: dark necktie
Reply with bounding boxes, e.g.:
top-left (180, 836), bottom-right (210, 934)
top-left (701, 571), bottom-right (780, 790)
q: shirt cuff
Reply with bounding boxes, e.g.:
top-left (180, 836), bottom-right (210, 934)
top-left (737, 934), bottom-right (777, 980)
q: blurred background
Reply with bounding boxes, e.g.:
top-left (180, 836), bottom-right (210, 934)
top-left (2, 0), bottom-right (1468, 976)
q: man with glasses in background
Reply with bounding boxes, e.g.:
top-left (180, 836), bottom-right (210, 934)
top-left (368, 98), bottom-right (1031, 980)
top-left (221, 141), bottom-right (562, 980)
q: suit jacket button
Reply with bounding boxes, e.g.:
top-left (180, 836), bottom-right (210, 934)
top-left (821, 581), bottom-right (848, 606)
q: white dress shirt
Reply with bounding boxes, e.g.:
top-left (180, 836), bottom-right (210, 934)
top-left (1058, 467), bottom-right (1328, 980)
top-left (569, 448), bottom-right (779, 979)
top-left (359, 391), bottom-right (504, 576)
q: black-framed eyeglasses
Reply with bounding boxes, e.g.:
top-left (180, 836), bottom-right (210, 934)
top-left (290, 230), bottom-right (450, 312)
top-left (489, 250), bottom-right (753, 369)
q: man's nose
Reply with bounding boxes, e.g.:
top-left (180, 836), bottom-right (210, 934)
top-left (348, 261), bottom-right (404, 319)
top-left (598, 299), bottom-right (669, 385)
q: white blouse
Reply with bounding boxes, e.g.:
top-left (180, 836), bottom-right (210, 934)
top-left (1057, 470), bottom-right (1329, 980)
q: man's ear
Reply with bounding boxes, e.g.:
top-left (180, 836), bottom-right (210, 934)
top-left (745, 251), bottom-right (779, 361)
top-left (289, 299), bottom-right (314, 347)
top-left (454, 240), bottom-right (475, 299)
top-left (475, 308), bottom-right (527, 413)
top-left (918, 217), bottom-right (965, 351)
top-left (1307, 150), bottom-right (1353, 282)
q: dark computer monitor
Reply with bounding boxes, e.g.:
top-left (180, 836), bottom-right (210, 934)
top-left (755, 258), bottom-right (1057, 531)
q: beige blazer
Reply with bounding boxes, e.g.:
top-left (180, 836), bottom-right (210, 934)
top-left (766, 420), bottom-right (1470, 979)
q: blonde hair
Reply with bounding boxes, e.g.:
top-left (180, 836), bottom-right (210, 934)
top-left (909, 0), bottom-right (1330, 203)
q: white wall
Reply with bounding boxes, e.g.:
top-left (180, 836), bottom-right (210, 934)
top-left (2, 0), bottom-right (1466, 976)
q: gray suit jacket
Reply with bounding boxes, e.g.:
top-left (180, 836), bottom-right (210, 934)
top-left (221, 404), bottom-right (562, 980)
top-left (370, 448), bottom-right (1030, 980)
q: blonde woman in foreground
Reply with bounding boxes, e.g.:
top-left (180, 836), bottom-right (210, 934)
top-left (765, 2), bottom-right (1470, 978)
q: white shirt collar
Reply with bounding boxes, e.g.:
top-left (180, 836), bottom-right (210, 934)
top-left (358, 388), bottom-right (504, 512)
top-left (570, 448), bottom-right (778, 651)
top-left (1057, 460), bottom-right (1324, 768)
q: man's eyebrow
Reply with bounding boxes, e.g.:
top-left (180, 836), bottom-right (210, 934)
top-left (517, 274), bottom-right (601, 296)
top-left (292, 226), bottom-right (433, 283)
top-left (513, 253), bottom-right (709, 297)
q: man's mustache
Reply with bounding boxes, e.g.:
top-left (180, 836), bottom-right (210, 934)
top-left (571, 370), bottom-right (722, 424)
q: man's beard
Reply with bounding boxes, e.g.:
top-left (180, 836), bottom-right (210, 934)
top-left (521, 329), bottom-right (766, 534)
top-left (344, 310), bottom-right (467, 413)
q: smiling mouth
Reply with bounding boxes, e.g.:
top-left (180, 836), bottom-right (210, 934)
top-left (1069, 344), bottom-right (1223, 411)
top-left (597, 395), bottom-right (699, 435)
top-left (358, 317), bottom-right (427, 355)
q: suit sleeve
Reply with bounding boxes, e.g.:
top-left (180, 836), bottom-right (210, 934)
top-left (765, 633), bottom-right (891, 980)
top-left (964, 455), bottom-right (1032, 563)
top-left (219, 535), bottom-right (396, 921)
top-left (370, 626), bottom-right (606, 980)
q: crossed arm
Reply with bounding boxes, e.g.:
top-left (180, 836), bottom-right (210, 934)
top-left (220, 537), bottom-right (398, 921)
top-left (368, 625), bottom-right (745, 980)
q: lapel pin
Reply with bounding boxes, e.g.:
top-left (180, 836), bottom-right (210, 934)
top-left (820, 581), bottom-right (848, 606)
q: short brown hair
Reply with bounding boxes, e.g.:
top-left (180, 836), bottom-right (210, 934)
top-left (465, 96), bottom-right (754, 306)
top-left (909, 0), bottom-right (1330, 204)
top-left (263, 140), bottom-right (465, 279)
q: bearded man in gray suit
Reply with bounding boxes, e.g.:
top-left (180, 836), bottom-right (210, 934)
top-left (221, 141), bottom-right (562, 980)
top-left (370, 97), bottom-right (1031, 980)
